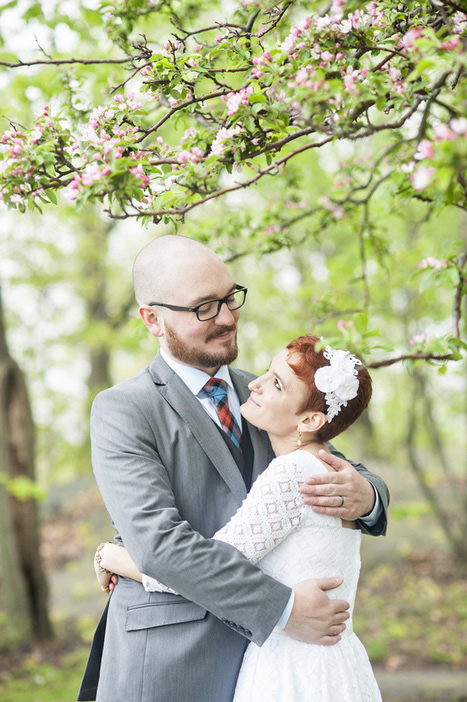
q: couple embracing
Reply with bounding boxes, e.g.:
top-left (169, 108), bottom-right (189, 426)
top-left (78, 235), bottom-right (388, 702)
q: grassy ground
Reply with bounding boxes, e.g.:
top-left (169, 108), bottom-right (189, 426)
top-left (1, 461), bottom-right (466, 701)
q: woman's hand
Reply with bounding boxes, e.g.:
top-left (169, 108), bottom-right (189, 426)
top-left (94, 541), bottom-right (143, 592)
top-left (94, 543), bottom-right (119, 593)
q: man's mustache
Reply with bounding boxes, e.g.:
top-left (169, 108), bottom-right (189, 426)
top-left (206, 325), bottom-right (237, 341)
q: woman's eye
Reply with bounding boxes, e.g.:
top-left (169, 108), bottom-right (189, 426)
top-left (273, 378), bottom-right (281, 390)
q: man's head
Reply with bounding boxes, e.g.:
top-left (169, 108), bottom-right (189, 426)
top-left (134, 235), bottom-right (243, 374)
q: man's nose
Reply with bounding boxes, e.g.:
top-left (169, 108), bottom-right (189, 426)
top-left (214, 302), bottom-right (236, 325)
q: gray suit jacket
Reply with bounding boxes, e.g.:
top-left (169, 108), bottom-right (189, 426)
top-left (78, 353), bottom-right (389, 702)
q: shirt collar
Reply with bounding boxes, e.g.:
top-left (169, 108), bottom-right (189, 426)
top-left (160, 348), bottom-right (234, 396)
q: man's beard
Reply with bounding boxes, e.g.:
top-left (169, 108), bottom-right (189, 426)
top-left (164, 323), bottom-right (239, 369)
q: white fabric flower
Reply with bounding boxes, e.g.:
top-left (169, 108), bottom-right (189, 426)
top-left (314, 343), bottom-right (362, 422)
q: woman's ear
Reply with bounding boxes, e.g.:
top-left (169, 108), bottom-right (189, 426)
top-left (298, 411), bottom-right (327, 436)
top-left (139, 305), bottom-right (165, 338)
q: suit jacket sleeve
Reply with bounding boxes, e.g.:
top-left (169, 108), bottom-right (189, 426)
top-left (91, 387), bottom-right (291, 647)
top-left (326, 442), bottom-right (389, 536)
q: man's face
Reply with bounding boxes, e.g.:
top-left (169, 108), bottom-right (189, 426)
top-left (158, 262), bottom-right (241, 374)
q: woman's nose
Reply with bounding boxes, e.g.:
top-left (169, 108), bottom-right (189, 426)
top-left (248, 376), bottom-right (263, 392)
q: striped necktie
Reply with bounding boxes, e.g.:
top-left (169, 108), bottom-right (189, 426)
top-left (203, 378), bottom-right (242, 450)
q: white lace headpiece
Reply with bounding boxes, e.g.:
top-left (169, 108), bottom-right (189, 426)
top-left (314, 343), bottom-right (362, 422)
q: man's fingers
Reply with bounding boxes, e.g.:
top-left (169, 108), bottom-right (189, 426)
top-left (299, 472), bottom-right (344, 491)
top-left (314, 576), bottom-right (344, 591)
top-left (329, 623), bottom-right (347, 634)
top-left (318, 449), bottom-right (347, 470)
top-left (317, 634), bottom-right (343, 646)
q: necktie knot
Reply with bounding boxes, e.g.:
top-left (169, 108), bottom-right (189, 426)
top-left (203, 378), bottom-right (242, 450)
top-left (204, 378), bottom-right (228, 401)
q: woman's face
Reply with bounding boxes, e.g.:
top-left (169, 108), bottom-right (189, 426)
top-left (241, 349), bottom-right (308, 437)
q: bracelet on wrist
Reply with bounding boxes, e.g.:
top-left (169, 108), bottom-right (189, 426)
top-left (95, 542), bottom-right (112, 575)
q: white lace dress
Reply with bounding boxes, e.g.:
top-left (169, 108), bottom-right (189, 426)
top-left (143, 450), bottom-right (382, 702)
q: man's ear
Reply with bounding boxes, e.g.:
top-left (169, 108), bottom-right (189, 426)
top-left (298, 411), bottom-right (327, 436)
top-left (139, 305), bottom-right (164, 338)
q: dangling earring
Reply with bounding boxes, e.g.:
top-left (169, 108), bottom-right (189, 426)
top-left (297, 428), bottom-right (302, 447)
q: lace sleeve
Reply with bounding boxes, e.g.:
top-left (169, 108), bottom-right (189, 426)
top-left (142, 574), bottom-right (178, 594)
top-left (213, 456), bottom-right (306, 564)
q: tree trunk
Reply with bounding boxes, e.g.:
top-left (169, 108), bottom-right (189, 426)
top-left (406, 371), bottom-right (467, 564)
top-left (0, 286), bottom-right (53, 645)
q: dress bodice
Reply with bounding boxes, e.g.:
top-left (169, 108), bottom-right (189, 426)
top-left (214, 450), bottom-right (361, 633)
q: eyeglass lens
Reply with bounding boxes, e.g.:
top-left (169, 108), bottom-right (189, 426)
top-left (197, 288), bottom-right (246, 320)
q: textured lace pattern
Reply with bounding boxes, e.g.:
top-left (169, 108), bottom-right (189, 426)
top-left (142, 453), bottom-right (308, 592)
top-left (227, 450), bottom-right (381, 702)
top-left (142, 450), bottom-right (381, 701)
top-left (213, 456), bottom-right (307, 563)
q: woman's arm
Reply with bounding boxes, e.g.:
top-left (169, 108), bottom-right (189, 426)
top-left (97, 455), bottom-right (311, 594)
top-left (95, 542), bottom-right (143, 590)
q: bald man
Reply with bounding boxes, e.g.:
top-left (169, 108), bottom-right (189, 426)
top-left (78, 235), bottom-right (389, 702)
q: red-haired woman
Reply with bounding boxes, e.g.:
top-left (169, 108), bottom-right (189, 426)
top-left (96, 335), bottom-right (382, 701)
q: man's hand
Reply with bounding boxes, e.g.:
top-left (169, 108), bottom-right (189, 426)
top-left (299, 450), bottom-right (375, 520)
top-left (284, 577), bottom-right (350, 645)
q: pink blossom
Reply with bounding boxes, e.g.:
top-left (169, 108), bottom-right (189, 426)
top-left (81, 162), bottom-right (105, 186)
top-left (433, 123), bottom-right (457, 141)
top-left (414, 139), bottom-right (434, 160)
top-left (411, 166), bottom-right (435, 191)
top-left (337, 320), bottom-right (346, 330)
top-left (190, 147), bottom-right (204, 163)
top-left (177, 150), bottom-right (191, 165)
top-left (343, 70), bottom-right (359, 93)
top-left (320, 50), bottom-right (334, 63)
top-left (290, 26), bottom-right (301, 36)
top-left (398, 26), bottom-right (423, 51)
top-left (210, 125), bottom-right (243, 156)
top-left (417, 257), bottom-right (447, 270)
top-left (453, 11), bottom-right (467, 34)
top-left (318, 195), bottom-right (345, 219)
top-left (450, 118), bottom-right (467, 135)
top-left (281, 35), bottom-right (296, 54)
top-left (140, 66), bottom-right (152, 76)
top-left (442, 36), bottom-right (461, 51)
top-left (251, 67), bottom-right (264, 78)
top-left (225, 89), bottom-right (250, 116)
top-left (409, 333), bottom-right (426, 345)
top-left (388, 66), bottom-right (401, 82)
top-left (348, 10), bottom-right (365, 29)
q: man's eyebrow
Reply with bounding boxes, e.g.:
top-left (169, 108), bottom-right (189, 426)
top-left (189, 284), bottom-right (237, 307)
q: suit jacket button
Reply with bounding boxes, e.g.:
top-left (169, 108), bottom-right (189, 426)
top-left (244, 629), bottom-right (252, 637)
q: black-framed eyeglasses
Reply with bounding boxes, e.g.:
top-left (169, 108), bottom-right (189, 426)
top-left (148, 285), bottom-right (247, 322)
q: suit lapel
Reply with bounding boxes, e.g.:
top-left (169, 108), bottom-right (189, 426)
top-left (149, 354), bottom-right (247, 502)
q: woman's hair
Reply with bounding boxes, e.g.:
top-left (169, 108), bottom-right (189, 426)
top-left (286, 334), bottom-right (372, 442)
